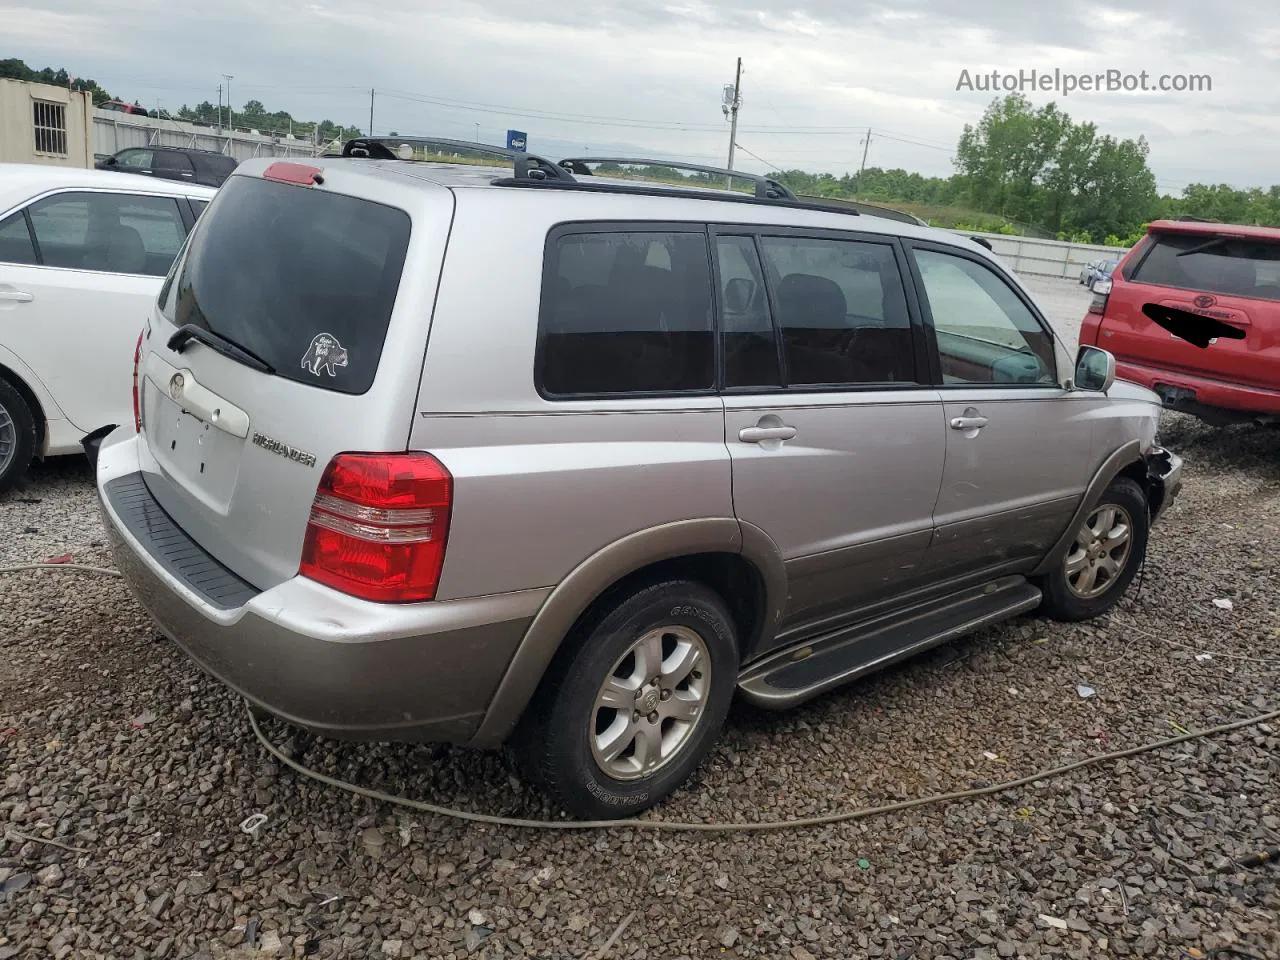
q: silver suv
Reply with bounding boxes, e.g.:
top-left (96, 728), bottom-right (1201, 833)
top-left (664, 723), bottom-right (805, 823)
top-left (97, 139), bottom-right (1182, 818)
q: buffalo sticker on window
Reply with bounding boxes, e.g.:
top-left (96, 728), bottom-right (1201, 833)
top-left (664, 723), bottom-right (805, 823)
top-left (301, 333), bottom-right (349, 377)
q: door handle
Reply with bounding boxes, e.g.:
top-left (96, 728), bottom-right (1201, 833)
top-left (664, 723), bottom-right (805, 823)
top-left (0, 290), bottom-right (33, 303)
top-left (739, 425), bottom-right (797, 443)
top-left (950, 415), bottom-right (990, 430)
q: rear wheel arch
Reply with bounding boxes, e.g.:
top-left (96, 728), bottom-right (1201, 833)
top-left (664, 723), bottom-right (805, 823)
top-left (466, 518), bottom-right (786, 749)
top-left (0, 363), bottom-right (47, 455)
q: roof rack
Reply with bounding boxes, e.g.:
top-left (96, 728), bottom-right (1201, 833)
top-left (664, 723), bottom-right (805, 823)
top-left (1175, 215), bottom-right (1220, 223)
top-left (797, 195), bottom-right (922, 225)
top-left (333, 136), bottom-right (574, 182)
top-left (557, 157), bottom-right (796, 201)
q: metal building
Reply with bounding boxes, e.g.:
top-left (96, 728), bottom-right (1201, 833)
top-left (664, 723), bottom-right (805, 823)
top-left (0, 78), bottom-right (95, 168)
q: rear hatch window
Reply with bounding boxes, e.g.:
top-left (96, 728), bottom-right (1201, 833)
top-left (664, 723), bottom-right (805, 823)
top-left (168, 175), bottom-right (411, 394)
top-left (1131, 232), bottom-right (1280, 302)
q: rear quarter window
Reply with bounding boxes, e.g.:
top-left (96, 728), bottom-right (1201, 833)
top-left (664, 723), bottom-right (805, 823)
top-left (1131, 232), bottom-right (1280, 302)
top-left (171, 176), bottom-right (411, 394)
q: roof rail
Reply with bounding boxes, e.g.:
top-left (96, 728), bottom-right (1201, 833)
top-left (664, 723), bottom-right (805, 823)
top-left (558, 157), bottom-right (796, 200)
top-left (333, 136), bottom-right (574, 182)
top-left (1175, 215), bottom-right (1220, 223)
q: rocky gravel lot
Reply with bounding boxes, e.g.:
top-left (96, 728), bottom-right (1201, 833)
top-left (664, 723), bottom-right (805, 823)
top-left (2, 279), bottom-right (1279, 960)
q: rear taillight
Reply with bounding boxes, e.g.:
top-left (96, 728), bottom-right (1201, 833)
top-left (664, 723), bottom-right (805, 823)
top-left (1087, 277), bottom-right (1113, 315)
top-left (299, 453), bottom-right (452, 603)
top-left (131, 329), bottom-right (145, 432)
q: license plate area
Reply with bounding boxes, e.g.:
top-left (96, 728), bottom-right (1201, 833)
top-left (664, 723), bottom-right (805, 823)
top-left (147, 384), bottom-right (244, 510)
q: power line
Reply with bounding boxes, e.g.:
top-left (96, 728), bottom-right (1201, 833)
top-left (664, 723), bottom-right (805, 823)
top-left (375, 88), bottom-right (958, 139)
top-left (733, 141), bottom-right (783, 171)
top-left (872, 131), bottom-right (954, 152)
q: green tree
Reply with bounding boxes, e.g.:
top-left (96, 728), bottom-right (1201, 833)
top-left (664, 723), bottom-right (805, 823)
top-left (0, 56), bottom-right (113, 104)
top-left (955, 94), bottom-right (1158, 238)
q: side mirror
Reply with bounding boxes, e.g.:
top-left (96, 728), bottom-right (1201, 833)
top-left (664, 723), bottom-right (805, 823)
top-left (1074, 345), bottom-right (1116, 393)
top-left (104, 156), bottom-right (118, 166)
top-left (723, 277), bottom-right (756, 313)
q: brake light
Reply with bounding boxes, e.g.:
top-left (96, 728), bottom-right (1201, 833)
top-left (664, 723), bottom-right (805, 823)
top-left (299, 453), bottom-right (452, 603)
top-left (131, 329), bottom-right (145, 432)
top-left (263, 162), bottom-right (324, 186)
top-left (1088, 277), bottom-right (1113, 315)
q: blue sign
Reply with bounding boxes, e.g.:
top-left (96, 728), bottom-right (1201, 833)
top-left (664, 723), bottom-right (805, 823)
top-left (506, 129), bottom-right (528, 152)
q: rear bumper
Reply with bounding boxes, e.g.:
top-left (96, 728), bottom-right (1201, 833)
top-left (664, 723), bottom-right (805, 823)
top-left (1116, 359), bottom-right (1280, 422)
top-left (1144, 446), bottom-right (1183, 524)
top-left (96, 429), bottom-right (548, 743)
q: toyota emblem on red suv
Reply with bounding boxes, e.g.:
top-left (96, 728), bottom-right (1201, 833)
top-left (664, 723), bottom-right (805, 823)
top-left (1193, 294), bottom-right (1216, 309)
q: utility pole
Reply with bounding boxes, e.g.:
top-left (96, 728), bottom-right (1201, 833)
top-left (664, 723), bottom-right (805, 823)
top-left (222, 74), bottom-right (234, 133)
top-left (474, 122), bottom-right (480, 142)
top-left (369, 89), bottom-right (375, 137)
top-left (856, 128), bottom-right (872, 195)
top-left (723, 57), bottom-right (743, 185)
top-left (217, 83), bottom-right (222, 133)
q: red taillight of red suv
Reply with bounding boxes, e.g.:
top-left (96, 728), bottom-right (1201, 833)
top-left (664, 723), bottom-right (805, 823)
top-left (131, 329), bottom-right (145, 432)
top-left (299, 452), bottom-right (453, 603)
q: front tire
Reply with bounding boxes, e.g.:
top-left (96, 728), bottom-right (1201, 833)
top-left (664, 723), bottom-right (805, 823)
top-left (1040, 477), bottom-right (1149, 621)
top-left (514, 580), bottom-right (739, 819)
top-left (0, 377), bottom-right (36, 495)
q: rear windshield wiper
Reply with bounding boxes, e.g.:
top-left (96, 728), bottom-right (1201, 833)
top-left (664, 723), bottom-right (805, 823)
top-left (1175, 236), bottom-right (1231, 258)
top-left (167, 324), bottom-right (275, 375)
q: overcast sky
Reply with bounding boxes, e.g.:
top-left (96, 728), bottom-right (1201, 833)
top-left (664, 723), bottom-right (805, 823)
top-left (8, 0), bottom-right (1279, 193)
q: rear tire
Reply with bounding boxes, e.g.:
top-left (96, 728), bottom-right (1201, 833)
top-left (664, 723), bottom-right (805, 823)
top-left (513, 580), bottom-right (739, 819)
top-left (0, 377), bottom-right (36, 495)
top-left (1039, 477), bottom-right (1148, 622)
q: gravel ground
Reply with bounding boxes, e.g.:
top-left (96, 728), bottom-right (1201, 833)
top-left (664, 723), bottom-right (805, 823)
top-left (2, 279), bottom-right (1278, 959)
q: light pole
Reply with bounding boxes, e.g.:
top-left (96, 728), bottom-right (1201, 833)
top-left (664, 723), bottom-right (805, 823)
top-left (222, 74), bottom-right (234, 133)
top-left (474, 122), bottom-right (480, 142)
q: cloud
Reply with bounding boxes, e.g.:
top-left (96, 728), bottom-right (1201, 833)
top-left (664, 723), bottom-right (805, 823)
top-left (7, 0), bottom-right (1276, 190)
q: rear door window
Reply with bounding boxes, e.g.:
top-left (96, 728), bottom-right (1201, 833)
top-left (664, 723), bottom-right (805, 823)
top-left (169, 176), bottom-right (411, 394)
top-left (717, 235), bottom-right (779, 388)
top-left (537, 228), bottom-right (714, 397)
top-left (1131, 232), bottom-right (1280, 302)
top-left (0, 211), bottom-right (38, 265)
top-left (26, 192), bottom-right (187, 276)
top-left (152, 151), bottom-right (195, 178)
top-left (757, 235), bottom-right (919, 386)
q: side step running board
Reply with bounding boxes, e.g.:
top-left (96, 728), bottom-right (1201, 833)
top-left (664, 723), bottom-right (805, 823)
top-left (737, 576), bottom-right (1043, 709)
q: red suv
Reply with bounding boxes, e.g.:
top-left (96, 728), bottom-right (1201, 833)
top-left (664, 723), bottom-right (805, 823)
top-left (1081, 219), bottom-right (1280, 425)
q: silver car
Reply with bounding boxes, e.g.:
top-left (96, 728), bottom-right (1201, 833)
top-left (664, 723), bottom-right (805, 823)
top-left (97, 140), bottom-right (1182, 818)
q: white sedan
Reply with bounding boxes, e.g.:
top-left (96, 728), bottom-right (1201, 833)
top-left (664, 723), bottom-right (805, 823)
top-left (0, 164), bottom-right (215, 490)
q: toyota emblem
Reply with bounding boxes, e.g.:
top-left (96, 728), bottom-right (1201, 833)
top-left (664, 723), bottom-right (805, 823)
top-left (169, 372), bottom-right (185, 401)
top-left (1193, 294), bottom-right (1216, 309)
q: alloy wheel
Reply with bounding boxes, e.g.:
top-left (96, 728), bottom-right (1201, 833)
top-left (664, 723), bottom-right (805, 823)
top-left (1064, 504), bottom-right (1134, 599)
top-left (589, 624), bottom-right (711, 781)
